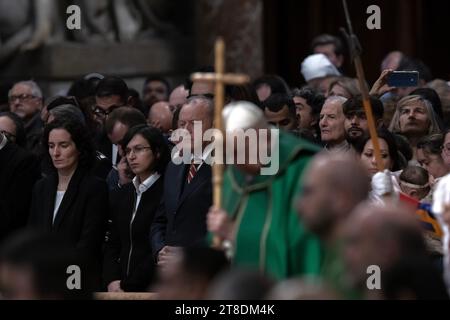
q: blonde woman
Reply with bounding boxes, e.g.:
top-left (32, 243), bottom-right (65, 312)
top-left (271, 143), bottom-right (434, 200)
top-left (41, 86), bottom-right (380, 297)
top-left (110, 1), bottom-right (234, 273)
top-left (389, 95), bottom-right (442, 159)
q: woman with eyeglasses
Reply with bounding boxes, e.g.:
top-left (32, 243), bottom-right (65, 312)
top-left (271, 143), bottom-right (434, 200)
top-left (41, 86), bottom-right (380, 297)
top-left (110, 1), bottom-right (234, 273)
top-left (28, 117), bottom-right (108, 288)
top-left (103, 124), bottom-right (169, 292)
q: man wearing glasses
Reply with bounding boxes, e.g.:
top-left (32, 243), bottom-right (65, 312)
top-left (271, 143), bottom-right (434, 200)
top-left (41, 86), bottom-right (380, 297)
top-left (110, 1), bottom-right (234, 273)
top-left (94, 76), bottom-right (131, 168)
top-left (8, 81), bottom-right (44, 155)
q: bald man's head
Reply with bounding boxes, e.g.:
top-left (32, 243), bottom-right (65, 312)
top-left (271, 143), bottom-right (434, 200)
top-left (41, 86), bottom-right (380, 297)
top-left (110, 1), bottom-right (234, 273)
top-left (169, 85), bottom-right (189, 111)
top-left (148, 101), bottom-right (173, 134)
top-left (297, 152), bottom-right (370, 241)
top-left (343, 202), bottom-right (426, 290)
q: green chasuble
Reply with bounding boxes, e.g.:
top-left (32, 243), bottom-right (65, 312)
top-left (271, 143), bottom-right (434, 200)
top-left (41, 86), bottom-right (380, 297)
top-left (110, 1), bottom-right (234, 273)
top-left (216, 131), bottom-right (323, 280)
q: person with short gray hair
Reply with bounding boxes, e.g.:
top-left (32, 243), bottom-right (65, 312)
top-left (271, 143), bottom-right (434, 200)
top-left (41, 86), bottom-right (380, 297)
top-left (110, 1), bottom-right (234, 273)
top-left (8, 80), bottom-right (44, 155)
top-left (47, 105), bottom-right (86, 125)
top-left (319, 96), bottom-right (351, 152)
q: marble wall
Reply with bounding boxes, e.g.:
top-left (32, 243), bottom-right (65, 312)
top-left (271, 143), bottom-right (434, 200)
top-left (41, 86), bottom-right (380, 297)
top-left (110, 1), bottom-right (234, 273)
top-left (196, 0), bottom-right (264, 80)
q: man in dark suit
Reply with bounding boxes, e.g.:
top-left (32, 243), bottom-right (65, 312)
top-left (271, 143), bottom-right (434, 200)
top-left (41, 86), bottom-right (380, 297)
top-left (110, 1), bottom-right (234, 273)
top-left (0, 133), bottom-right (40, 243)
top-left (93, 76), bottom-right (131, 167)
top-left (151, 96), bottom-right (213, 266)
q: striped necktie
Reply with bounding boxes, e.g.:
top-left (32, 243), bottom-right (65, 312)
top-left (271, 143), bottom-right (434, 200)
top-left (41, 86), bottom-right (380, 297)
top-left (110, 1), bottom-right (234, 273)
top-left (187, 160), bottom-right (199, 184)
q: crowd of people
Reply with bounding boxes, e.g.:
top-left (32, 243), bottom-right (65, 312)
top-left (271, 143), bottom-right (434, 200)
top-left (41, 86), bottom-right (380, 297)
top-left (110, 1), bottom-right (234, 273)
top-left (1, 33), bottom-right (450, 300)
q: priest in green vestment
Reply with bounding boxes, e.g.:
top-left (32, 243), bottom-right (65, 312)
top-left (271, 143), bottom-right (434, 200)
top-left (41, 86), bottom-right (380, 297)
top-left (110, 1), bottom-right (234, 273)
top-left (207, 101), bottom-right (323, 280)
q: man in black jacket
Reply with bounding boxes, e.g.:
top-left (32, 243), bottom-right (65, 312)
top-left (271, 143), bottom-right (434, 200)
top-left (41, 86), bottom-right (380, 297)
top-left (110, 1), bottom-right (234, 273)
top-left (150, 96), bottom-right (213, 267)
top-left (0, 133), bottom-right (40, 243)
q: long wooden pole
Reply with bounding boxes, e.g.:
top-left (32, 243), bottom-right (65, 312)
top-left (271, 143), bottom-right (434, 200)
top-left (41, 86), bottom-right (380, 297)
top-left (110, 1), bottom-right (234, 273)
top-left (212, 38), bottom-right (225, 247)
top-left (190, 38), bottom-right (250, 249)
top-left (343, 0), bottom-right (384, 172)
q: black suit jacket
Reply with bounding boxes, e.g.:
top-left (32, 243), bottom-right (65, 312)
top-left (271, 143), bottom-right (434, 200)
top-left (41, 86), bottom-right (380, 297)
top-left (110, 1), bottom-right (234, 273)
top-left (28, 167), bottom-right (108, 267)
top-left (150, 162), bottom-right (212, 259)
top-left (103, 178), bottom-right (163, 291)
top-left (0, 141), bottom-right (40, 243)
top-left (95, 131), bottom-right (113, 162)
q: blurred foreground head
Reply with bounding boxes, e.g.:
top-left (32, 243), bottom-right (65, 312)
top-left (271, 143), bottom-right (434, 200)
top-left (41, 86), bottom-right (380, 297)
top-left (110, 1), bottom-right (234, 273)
top-left (342, 202), bottom-right (448, 299)
top-left (267, 277), bottom-right (337, 300)
top-left (297, 152), bottom-right (370, 243)
top-left (155, 247), bottom-right (228, 300)
top-left (0, 230), bottom-right (93, 300)
top-left (207, 268), bottom-right (274, 300)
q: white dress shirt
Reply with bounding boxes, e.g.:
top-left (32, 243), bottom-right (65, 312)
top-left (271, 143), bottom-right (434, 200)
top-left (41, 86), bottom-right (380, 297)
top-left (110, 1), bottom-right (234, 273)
top-left (131, 173), bottom-right (161, 223)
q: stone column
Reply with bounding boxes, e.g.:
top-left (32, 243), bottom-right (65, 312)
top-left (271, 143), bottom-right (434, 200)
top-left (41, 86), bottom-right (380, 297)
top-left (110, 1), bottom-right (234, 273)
top-left (196, 0), bottom-right (263, 80)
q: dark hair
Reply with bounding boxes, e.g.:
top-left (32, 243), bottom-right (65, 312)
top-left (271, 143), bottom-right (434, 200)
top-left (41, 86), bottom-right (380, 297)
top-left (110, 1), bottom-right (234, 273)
top-left (355, 128), bottom-right (402, 171)
top-left (172, 106), bottom-right (181, 130)
top-left (43, 117), bottom-right (96, 172)
top-left (0, 111), bottom-right (26, 147)
top-left (398, 56), bottom-right (432, 83)
top-left (127, 88), bottom-right (147, 116)
top-left (0, 82), bottom-right (13, 106)
top-left (121, 124), bottom-right (170, 175)
top-left (417, 134), bottom-right (444, 156)
top-left (0, 230), bottom-right (93, 299)
top-left (208, 269), bottom-right (273, 300)
top-left (67, 77), bottom-right (101, 135)
top-left (262, 93), bottom-right (296, 117)
top-left (291, 86), bottom-right (325, 116)
top-left (382, 256), bottom-right (449, 300)
top-left (143, 76), bottom-right (171, 96)
top-left (95, 76), bottom-right (129, 104)
top-left (46, 96), bottom-right (80, 112)
top-left (181, 247), bottom-right (229, 283)
top-left (342, 95), bottom-right (384, 120)
top-left (253, 75), bottom-right (291, 97)
top-left (410, 88), bottom-right (445, 125)
top-left (311, 34), bottom-right (345, 56)
top-left (399, 165), bottom-right (429, 186)
top-left (104, 107), bottom-right (146, 136)
top-left (68, 76), bottom-right (102, 101)
top-left (394, 134), bottom-right (413, 163)
top-left (225, 84), bottom-right (262, 109)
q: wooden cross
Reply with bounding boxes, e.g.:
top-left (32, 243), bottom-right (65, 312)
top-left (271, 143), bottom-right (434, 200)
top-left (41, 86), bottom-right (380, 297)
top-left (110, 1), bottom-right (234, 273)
top-left (190, 37), bottom-right (250, 246)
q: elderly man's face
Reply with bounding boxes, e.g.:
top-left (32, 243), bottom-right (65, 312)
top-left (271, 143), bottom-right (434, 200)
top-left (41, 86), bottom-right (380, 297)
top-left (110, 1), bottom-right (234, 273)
top-left (177, 101), bottom-right (213, 151)
top-left (9, 84), bottom-right (42, 121)
top-left (319, 100), bottom-right (346, 144)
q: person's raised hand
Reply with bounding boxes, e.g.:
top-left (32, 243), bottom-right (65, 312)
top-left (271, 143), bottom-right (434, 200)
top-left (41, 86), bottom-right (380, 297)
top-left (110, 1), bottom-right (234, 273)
top-left (370, 69), bottom-right (395, 97)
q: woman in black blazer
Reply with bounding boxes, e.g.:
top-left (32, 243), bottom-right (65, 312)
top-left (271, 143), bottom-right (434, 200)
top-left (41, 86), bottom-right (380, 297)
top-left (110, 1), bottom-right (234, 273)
top-left (103, 125), bottom-right (169, 292)
top-left (28, 117), bottom-right (108, 285)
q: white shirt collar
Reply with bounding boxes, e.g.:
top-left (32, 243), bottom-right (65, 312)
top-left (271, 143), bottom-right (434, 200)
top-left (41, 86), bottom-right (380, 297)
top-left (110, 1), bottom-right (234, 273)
top-left (132, 172), bottom-right (161, 195)
top-left (0, 134), bottom-right (7, 151)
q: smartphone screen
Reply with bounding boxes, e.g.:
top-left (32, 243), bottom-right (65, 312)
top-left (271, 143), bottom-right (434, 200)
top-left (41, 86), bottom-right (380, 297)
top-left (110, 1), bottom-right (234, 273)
top-left (387, 71), bottom-right (419, 87)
